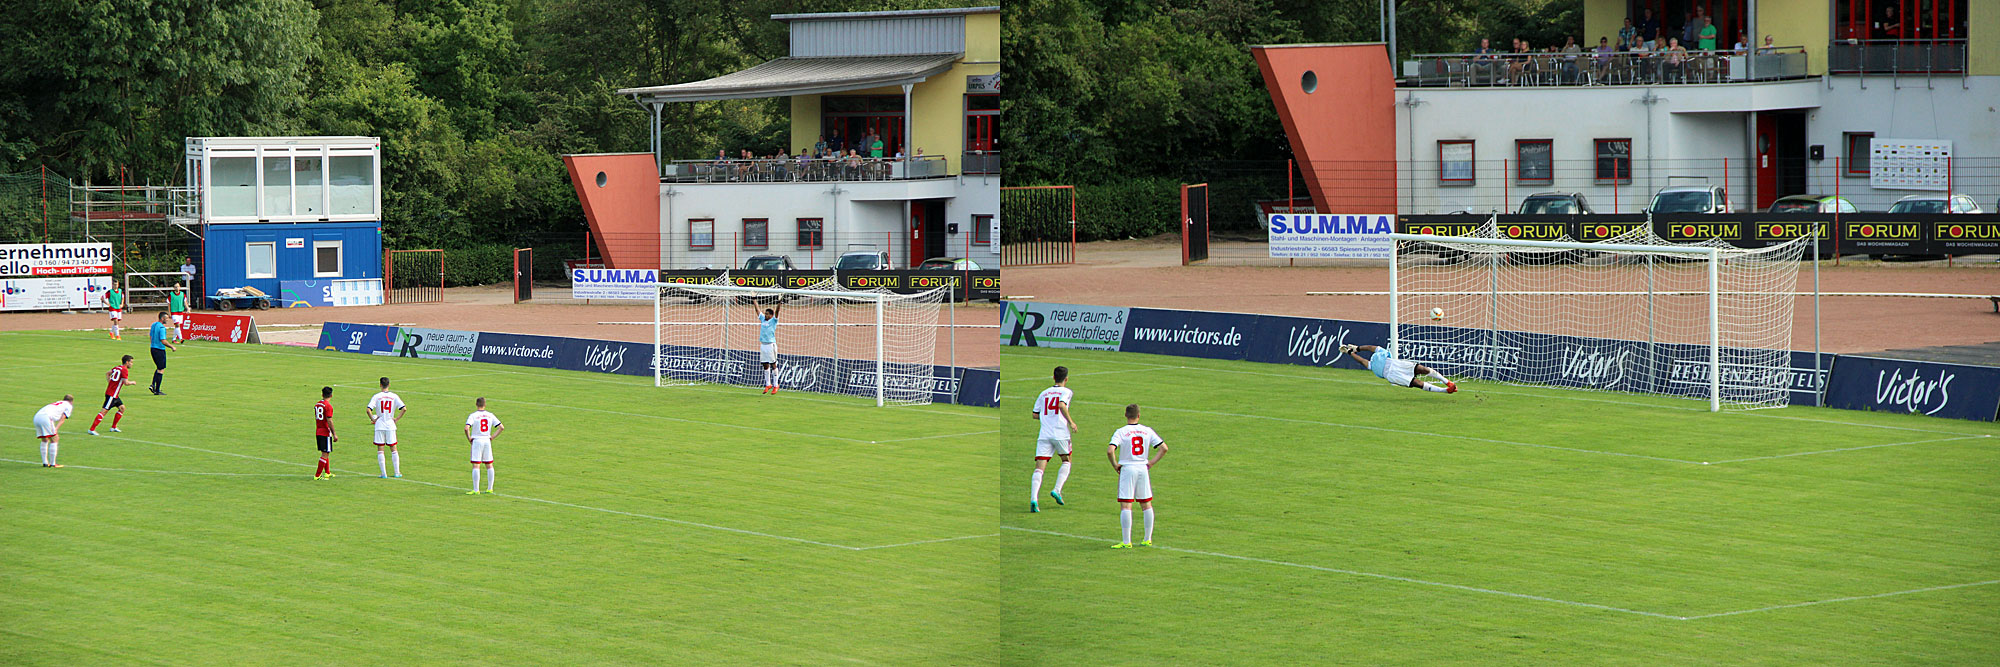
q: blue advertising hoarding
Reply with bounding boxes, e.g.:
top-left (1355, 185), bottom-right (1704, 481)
top-left (1823, 356), bottom-right (2000, 421)
top-left (318, 322), bottom-right (400, 355)
top-left (471, 332), bottom-right (572, 369)
top-left (1119, 307), bottom-right (1253, 361)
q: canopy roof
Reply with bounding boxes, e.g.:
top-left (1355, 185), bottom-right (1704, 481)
top-left (618, 53), bottom-right (960, 104)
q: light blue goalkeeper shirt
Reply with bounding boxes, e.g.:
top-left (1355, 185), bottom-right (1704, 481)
top-left (759, 315), bottom-right (777, 344)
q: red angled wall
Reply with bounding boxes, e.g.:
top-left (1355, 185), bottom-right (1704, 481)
top-left (562, 153), bottom-right (661, 269)
top-left (1251, 44), bottom-right (1399, 214)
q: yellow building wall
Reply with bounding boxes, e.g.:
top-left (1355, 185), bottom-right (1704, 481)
top-left (785, 11), bottom-right (1000, 175)
top-left (1759, 0), bottom-right (1828, 75)
top-left (1583, 0), bottom-right (1626, 49)
top-left (1973, 0), bottom-right (1999, 75)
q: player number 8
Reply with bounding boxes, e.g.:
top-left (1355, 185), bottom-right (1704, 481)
top-left (1130, 434), bottom-right (1145, 457)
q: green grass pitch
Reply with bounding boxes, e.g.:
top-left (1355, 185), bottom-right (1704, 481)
top-left (1, 330), bottom-right (1002, 665)
top-left (998, 346), bottom-right (1999, 664)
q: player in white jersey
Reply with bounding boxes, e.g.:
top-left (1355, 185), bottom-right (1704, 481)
top-left (33, 395), bottom-right (75, 468)
top-left (1028, 366), bottom-right (1079, 513)
top-left (1106, 404), bottom-right (1168, 548)
top-left (463, 397), bottom-right (504, 495)
top-left (365, 377), bottom-right (407, 478)
top-left (1341, 343), bottom-right (1456, 393)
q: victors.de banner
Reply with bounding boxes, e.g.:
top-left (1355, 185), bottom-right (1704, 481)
top-left (0, 243), bottom-right (114, 276)
top-left (1001, 301), bottom-right (1129, 351)
top-left (1268, 214), bottom-right (1396, 259)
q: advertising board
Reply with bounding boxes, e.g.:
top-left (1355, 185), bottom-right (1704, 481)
top-left (1268, 213), bottom-right (1396, 259)
top-left (571, 268), bottom-right (659, 300)
top-left (0, 276), bottom-right (114, 311)
top-left (178, 313), bottom-right (260, 344)
top-left (1001, 301), bottom-right (1128, 351)
top-left (393, 327), bottom-right (480, 361)
top-left (0, 243), bottom-right (114, 276)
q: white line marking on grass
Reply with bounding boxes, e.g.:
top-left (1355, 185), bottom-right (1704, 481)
top-left (999, 367), bottom-right (1177, 382)
top-left (0, 424), bottom-right (969, 553)
top-left (871, 430), bottom-right (999, 443)
top-left (854, 533), bottom-right (1001, 550)
top-left (0, 458), bottom-right (298, 476)
top-left (1707, 435), bottom-right (1992, 464)
top-left (1063, 398), bottom-right (1703, 465)
top-left (1000, 526), bottom-right (1688, 620)
top-left (1682, 579), bottom-right (2000, 620)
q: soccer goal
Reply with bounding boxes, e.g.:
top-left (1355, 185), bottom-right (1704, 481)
top-left (653, 281), bottom-right (949, 406)
top-left (1389, 225), bottom-right (1815, 411)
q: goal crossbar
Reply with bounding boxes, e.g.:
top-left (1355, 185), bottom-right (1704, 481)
top-left (658, 282), bottom-right (933, 301)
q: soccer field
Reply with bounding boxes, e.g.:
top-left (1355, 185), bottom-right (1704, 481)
top-left (998, 346), bottom-right (2000, 664)
top-left (1, 331), bottom-right (1002, 665)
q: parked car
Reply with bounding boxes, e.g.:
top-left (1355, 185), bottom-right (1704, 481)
top-left (742, 254), bottom-right (796, 270)
top-left (1516, 192), bottom-right (1594, 215)
top-left (1766, 194), bottom-right (1858, 214)
top-left (1888, 193), bottom-right (1984, 214)
top-left (916, 257), bottom-right (983, 271)
top-left (1647, 183), bottom-right (1733, 214)
top-left (834, 251), bottom-right (891, 271)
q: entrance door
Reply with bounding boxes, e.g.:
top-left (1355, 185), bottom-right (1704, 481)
top-left (1754, 112), bottom-right (1778, 211)
top-left (908, 200), bottom-right (949, 267)
top-left (909, 202), bottom-right (928, 267)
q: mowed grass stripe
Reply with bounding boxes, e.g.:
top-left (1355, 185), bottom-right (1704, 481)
top-left (997, 346), bottom-right (2000, 663)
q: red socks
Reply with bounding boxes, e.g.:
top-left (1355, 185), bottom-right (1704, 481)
top-left (110, 412), bottom-right (122, 428)
top-left (316, 457), bottom-right (330, 476)
top-left (91, 414), bottom-right (104, 430)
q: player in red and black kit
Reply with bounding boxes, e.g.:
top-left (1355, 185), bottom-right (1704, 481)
top-left (88, 355), bottom-right (137, 436)
top-left (314, 386), bottom-right (339, 480)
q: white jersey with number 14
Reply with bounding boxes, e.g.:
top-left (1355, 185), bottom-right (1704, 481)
top-left (368, 391), bottom-right (405, 428)
top-left (1033, 386), bottom-right (1073, 439)
top-left (1110, 423), bottom-right (1164, 467)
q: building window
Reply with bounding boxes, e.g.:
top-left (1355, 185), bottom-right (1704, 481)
top-left (973, 214), bottom-right (993, 246)
top-left (1594, 139), bottom-right (1632, 184)
top-left (1438, 141), bottom-right (1474, 184)
top-left (742, 218), bottom-right (769, 250)
top-left (1516, 139), bottom-right (1553, 184)
top-left (689, 219), bottom-right (714, 250)
top-left (965, 93), bottom-right (999, 174)
top-left (1844, 132), bottom-right (1873, 176)
top-left (329, 154), bottom-right (375, 215)
top-left (294, 155), bottom-right (324, 217)
top-left (245, 242), bottom-right (276, 279)
top-left (211, 156), bottom-right (257, 217)
top-left (262, 155), bottom-right (292, 218)
top-left (313, 240), bottom-right (343, 278)
top-left (797, 218), bottom-right (824, 250)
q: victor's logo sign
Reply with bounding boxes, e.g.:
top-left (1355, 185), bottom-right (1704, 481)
top-left (1284, 324), bottom-right (1352, 366)
top-left (1663, 223), bottom-right (1740, 241)
top-left (1875, 367), bottom-right (1953, 415)
top-left (1844, 222), bottom-right (1920, 240)
top-left (580, 344), bottom-right (627, 373)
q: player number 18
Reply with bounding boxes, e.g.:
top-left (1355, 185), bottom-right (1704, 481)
top-left (315, 405), bottom-right (326, 421)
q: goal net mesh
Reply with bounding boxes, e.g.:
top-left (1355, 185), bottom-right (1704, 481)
top-left (655, 275), bottom-right (948, 405)
top-left (1393, 220), bottom-right (1810, 410)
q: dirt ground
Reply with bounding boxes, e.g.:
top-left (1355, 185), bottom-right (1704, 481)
top-left (2, 285), bottom-right (1000, 368)
top-left (1007, 236), bottom-right (2000, 354)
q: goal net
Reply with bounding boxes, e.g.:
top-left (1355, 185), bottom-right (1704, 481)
top-left (653, 277), bottom-right (949, 405)
top-left (1390, 221), bottom-right (1812, 411)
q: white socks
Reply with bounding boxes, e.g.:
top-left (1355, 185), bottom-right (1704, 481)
top-left (1053, 461), bottom-right (1072, 493)
top-left (378, 451), bottom-right (387, 476)
top-left (1030, 469), bottom-right (1044, 501)
top-left (1143, 508), bottom-right (1155, 542)
top-left (764, 368), bottom-right (773, 387)
top-left (40, 442), bottom-right (54, 465)
top-left (391, 451), bottom-right (401, 476)
top-left (1423, 383), bottom-right (1447, 393)
top-left (1120, 508), bottom-right (1133, 544)
top-left (48, 442), bottom-right (57, 465)
top-left (472, 467), bottom-right (482, 491)
top-left (1427, 369), bottom-right (1448, 382)
top-left (485, 466), bottom-right (494, 492)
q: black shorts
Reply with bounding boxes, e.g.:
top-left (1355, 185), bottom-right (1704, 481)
top-left (317, 435), bottom-right (333, 453)
top-left (101, 395), bottom-right (123, 411)
top-left (151, 347), bottom-right (167, 369)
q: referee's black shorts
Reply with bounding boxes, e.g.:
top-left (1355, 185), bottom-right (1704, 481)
top-left (151, 347), bottom-right (167, 370)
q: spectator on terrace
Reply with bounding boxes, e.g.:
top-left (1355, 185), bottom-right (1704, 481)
top-left (1698, 17), bottom-right (1718, 51)
top-left (869, 133), bottom-right (885, 159)
top-left (1665, 37), bottom-right (1688, 82)
top-left (814, 136), bottom-right (828, 156)
top-left (1472, 38), bottom-right (1499, 83)
top-left (1639, 8), bottom-right (1660, 42)
top-left (1760, 35), bottom-right (1776, 54)
top-left (1561, 36), bottom-right (1582, 83)
top-left (1593, 37), bottom-right (1614, 83)
top-left (1618, 17), bottom-right (1637, 52)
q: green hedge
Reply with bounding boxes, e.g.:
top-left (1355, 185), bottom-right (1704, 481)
top-left (1074, 177), bottom-right (1182, 242)
top-left (437, 244), bottom-right (514, 287)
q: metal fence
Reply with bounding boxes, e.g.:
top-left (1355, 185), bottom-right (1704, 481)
top-left (386, 249), bottom-right (443, 303)
top-left (663, 155), bottom-right (949, 183)
top-left (1000, 185), bottom-right (1076, 266)
top-left (1402, 47), bottom-right (1810, 88)
top-left (1827, 39), bottom-right (1968, 74)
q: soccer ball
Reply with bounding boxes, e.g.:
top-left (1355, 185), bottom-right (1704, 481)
top-left (1430, 307), bottom-right (1445, 321)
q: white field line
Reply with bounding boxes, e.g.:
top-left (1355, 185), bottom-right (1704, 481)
top-left (1679, 579), bottom-right (2000, 620)
top-left (0, 424), bottom-right (983, 552)
top-left (1706, 435), bottom-right (1993, 464)
top-left (0, 458), bottom-right (297, 477)
top-left (1063, 398), bottom-right (1703, 465)
top-left (999, 526), bottom-right (1687, 619)
top-left (998, 367), bottom-right (1176, 383)
top-left (854, 533), bottom-right (1001, 550)
top-left (871, 430), bottom-right (1000, 444)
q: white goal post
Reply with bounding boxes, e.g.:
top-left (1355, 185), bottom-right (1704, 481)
top-left (1388, 228), bottom-right (1815, 411)
top-left (652, 281), bottom-right (947, 406)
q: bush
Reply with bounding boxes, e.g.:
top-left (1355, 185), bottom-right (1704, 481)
top-left (437, 244), bottom-right (515, 287)
top-left (1073, 177), bottom-right (1182, 241)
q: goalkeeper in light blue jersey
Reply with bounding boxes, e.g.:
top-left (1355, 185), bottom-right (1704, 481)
top-left (759, 302), bottom-right (782, 394)
top-left (1341, 343), bottom-right (1456, 393)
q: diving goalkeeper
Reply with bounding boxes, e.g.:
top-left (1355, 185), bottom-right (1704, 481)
top-left (1341, 344), bottom-right (1456, 394)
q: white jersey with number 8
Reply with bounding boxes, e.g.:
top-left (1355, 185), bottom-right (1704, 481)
top-left (1033, 386), bottom-right (1073, 439)
top-left (1110, 423), bottom-right (1163, 467)
top-left (465, 410), bottom-right (501, 440)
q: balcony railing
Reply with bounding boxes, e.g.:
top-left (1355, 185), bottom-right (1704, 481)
top-left (1400, 47), bottom-right (1810, 88)
top-left (1827, 39), bottom-right (1967, 74)
top-left (964, 150), bottom-right (1001, 175)
top-left (664, 155), bottom-right (949, 184)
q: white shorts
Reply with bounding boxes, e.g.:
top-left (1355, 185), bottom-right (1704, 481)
top-left (469, 438), bottom-right (493, 464)
top-left (34, 416), bottom-right (60, 438)
top-left (759, 342), bottom-right (776, 363)
top-left (373, 425), bottom-right (398, 446)
top-left (1383, 358), bottom-right (1418, 387)
top-left (109, 309), bottom-right (123, 321)
top-left (1117, 465), bottom-right (1153, 502)
top-left (171, 313), bottom-right (184, 326)
top-left (1035, 436), bottom-right (1072, 460)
